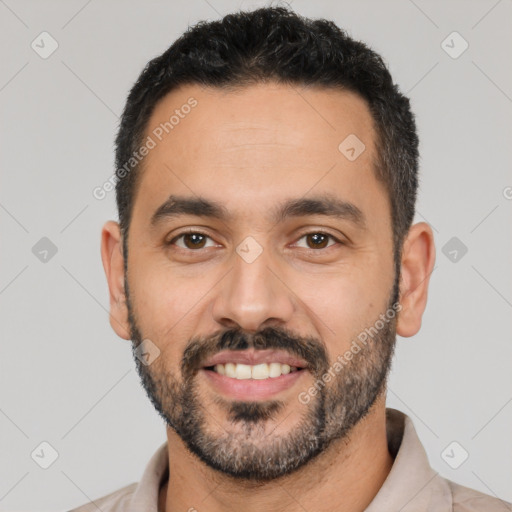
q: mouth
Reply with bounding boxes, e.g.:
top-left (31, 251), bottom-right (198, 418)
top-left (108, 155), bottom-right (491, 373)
top-left (205, 362), bottom-right (302, 379)
top-left (200, 349), bottom-right (309, 401)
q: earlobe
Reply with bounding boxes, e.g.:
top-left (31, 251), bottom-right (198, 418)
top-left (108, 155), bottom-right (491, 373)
top-left (396, 222), bottom-right (436, 338)
top-left (100, 221), bottom-right (131, 340)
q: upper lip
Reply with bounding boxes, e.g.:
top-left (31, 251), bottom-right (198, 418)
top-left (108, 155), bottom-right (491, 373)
top-left (202, 349), bottom-right (308, 369)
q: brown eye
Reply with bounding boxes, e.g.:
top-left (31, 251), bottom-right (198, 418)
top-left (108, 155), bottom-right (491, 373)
top-left (296, 232), bottom-right (339, 250)
top-left (306, 233), bottom-right (330, 249)
top-left (182, 233), bottom-right (207, 249)
top-left (168, 232), bottom-right (215, 250)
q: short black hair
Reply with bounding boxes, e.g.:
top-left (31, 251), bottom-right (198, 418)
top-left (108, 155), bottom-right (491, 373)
top-left (115, 5), bottom-right (419, 263)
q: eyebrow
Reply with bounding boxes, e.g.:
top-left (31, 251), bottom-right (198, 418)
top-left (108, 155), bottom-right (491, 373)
top-left (150, 193), bottom-right (365, 228)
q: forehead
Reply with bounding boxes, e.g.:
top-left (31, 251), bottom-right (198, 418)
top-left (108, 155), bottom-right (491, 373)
top-left (132, 82), bottom-right (386, 228)
top-left (144, 81), bottom-right (375, 164)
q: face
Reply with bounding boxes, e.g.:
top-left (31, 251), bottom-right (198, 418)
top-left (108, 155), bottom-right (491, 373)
top-left (122, 83), bottom-right (398, 480)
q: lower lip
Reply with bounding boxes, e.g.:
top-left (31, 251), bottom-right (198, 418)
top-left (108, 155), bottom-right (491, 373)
top-left (201, 368), bottom-right (307, 400)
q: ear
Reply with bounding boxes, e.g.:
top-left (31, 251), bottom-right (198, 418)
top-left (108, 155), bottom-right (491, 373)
top-left (396, 222), bottom-right (436, 337)
top-left (100, 221), bottom-right (131, 340)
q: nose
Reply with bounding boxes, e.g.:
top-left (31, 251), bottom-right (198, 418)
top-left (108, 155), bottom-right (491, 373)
top-left (211, 244), bottom-right (295, 332)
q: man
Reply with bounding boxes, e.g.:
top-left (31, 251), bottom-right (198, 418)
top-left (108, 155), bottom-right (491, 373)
top-left (71, 6), bottom-right (509, 512)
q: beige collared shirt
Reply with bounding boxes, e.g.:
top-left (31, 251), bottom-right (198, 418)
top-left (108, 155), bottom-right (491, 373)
top-left (68, 409), bottom-right (510, 511)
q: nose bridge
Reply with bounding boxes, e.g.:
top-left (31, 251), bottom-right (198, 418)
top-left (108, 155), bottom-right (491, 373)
top-left (211, 240), bottom-right (294, 331)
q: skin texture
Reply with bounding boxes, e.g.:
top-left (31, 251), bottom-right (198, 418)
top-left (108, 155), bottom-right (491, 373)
top-left (101, 82), bottom-right (436, 512)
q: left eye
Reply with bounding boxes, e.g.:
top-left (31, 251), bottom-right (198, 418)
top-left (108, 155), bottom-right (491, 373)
top-left (294, 232), bottom-right (339, 250)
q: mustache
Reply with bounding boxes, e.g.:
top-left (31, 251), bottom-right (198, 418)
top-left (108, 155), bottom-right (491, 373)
top-left (181, 326), bottom-right (329, 379)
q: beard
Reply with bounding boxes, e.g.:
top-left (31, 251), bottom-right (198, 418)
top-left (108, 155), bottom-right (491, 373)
top-left (125, 275), bottom-right (399, 482)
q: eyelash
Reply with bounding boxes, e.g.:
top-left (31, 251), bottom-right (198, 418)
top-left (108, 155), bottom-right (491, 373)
top-left (166, 229), bottom-right (343, 253)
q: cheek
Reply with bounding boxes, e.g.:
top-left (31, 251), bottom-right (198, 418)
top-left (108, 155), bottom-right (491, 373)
top-left (129, 266), bottom-right (197, 366)
top-left (294, 266), bottom-right (390, 358)
top-left (131, 249), bottom-right (202, 321)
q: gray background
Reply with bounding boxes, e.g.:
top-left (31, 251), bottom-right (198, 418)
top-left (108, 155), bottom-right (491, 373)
top-left (1, 0), bottom-right (511, 510)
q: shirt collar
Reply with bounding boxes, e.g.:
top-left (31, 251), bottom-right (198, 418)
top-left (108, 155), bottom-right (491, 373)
top-left (129, 440), bottom-right (169, 511)
top-left (128, 408), bottom-right (453, 512)
top-left (365, 408), bottom-right (452, 511)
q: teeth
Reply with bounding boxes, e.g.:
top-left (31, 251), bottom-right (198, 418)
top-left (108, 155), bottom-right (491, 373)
top-left (225, 363), bottom-right (236, 378)
top-left (235, 363), bottom-right (252, 380)
top-left (214, 363), bottom-right (225, 375)
top-left (251, 363), bottom-right (269, 380)
top-left (268, 362), bottom-right (282, 378)
top-left (211, 362), bottom-right (301, 379)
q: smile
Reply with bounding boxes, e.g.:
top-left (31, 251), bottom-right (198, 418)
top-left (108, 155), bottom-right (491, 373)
top-left (208, 362), bottom-right (300, 380)
top-left (200, 349), bottom-right (308, 400)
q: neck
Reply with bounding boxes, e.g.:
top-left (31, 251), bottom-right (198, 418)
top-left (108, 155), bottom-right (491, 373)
top-left (159, 399), bottom-right (392, 512)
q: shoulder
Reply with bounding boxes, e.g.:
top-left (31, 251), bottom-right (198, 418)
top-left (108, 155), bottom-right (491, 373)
top-left (448, 479), bottom-right (511, 512)
top-left (67, 482), bottom-right (138, 512)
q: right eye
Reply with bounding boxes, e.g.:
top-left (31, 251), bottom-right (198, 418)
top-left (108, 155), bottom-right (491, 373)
top-left (166, 231), bottom-right (218, 251)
